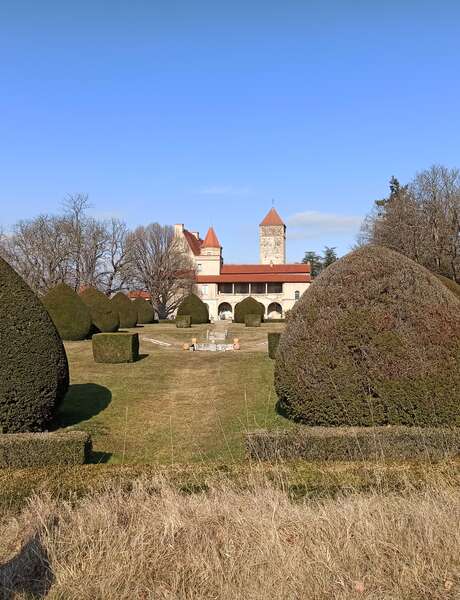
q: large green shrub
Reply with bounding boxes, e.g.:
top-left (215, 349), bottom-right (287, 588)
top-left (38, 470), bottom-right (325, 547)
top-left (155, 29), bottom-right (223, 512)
top-left (80, 287), bottom-right (119, 333)
top-left (0, 257), bottom-right (69, 432)
top-left (275, 246), bottom-right (460, 426)
top-left (176, 293), bottom-right (209, 324)
top-left (42, 283), bottom-right (92, 340)
top-left (110, 292), bottom-right (138, 328)
top-left (92, 333), bottom-right (139, 363)
top-left (234, 297), bottom-right (265, 324)
top-left (133, 297), bottom-right (155, 324)
top-left (435, 273), bottom-right (460, 301)
top-left (0, 431), bottom-right (91, 467)
top-left (245, 314), bottom-right (261, 327)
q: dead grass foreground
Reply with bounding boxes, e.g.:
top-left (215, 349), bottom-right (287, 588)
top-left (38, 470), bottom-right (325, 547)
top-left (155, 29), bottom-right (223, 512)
top-left (1, 474), bottom-right (459, 599)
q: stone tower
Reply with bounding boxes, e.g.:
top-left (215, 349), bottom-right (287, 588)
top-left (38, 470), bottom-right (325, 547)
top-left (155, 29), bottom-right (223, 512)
top-left (259, 208), bottom-right (286, 265)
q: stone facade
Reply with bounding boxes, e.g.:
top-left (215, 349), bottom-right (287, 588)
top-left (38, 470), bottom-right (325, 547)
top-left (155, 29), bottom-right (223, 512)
top-left (259, 224), bottom-right (286, 265)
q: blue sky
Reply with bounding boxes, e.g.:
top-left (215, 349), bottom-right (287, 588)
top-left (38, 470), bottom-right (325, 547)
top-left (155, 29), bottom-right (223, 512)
top-left (1, 1), bottom-right (459, 262)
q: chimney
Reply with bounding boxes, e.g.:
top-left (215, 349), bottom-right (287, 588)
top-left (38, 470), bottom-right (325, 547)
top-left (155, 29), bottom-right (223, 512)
top-left (174, 224), bottom-right (184, 236)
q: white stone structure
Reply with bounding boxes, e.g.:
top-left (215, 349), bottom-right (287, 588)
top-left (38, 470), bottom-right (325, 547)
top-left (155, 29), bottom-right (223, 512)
top-left (174, 209), bottom-right (311, 321)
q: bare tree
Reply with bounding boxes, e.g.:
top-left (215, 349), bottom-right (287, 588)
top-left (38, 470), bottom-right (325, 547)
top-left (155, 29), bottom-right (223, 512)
top-left (359, 167), bottom-right (460, 281)
top-left (127, 223), bottom-right (195, 318)
top-left (1, 195), bottom-right (132, 295)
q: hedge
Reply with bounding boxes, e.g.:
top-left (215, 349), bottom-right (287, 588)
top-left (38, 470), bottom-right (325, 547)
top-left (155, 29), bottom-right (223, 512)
top-left (176, 315), bottom-right (192, 328)
top-left (275, 246), bottom-right (460, 427)
top-left (80, 287), bottom-right (119, 333)
top-left (245, 314), bottom-right (261, 327)
top-left (245, 427), bottom-right (460, 462)
top-left (0, 257), bottom-right (69, 433)
top-left (42, 283), bottom-right (92, 340)
top-left (0, 431), bottom-right (91, 468)
top-left (133, 297), bottom-right (155, 324)
top-left (111, 292), bottom-right (138, 328)
top-left (268, 332), bottom-right (281, 359)
top-left (92, 333), bottom-right (139, 363)
top-left (234, 297), bottom-right (265, 323)
top-left (176, 293), bottom-right (209, 324)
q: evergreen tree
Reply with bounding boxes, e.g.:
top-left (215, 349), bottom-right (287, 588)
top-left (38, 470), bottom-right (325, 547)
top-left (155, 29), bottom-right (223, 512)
top-left (322, 246), bottom-right (338, 268)
top-left (302, 251), bottom-right (322, 277)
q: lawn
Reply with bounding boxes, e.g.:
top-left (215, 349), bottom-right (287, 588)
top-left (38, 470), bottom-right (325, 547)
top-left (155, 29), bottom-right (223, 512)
top-left (58, 322), bottom-right (290, 464)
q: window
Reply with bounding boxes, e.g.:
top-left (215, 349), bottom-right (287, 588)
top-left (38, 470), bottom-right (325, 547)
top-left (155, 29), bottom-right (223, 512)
top-left (197, 263), bottom-right (203, 273)
top-left (294, 290), bottom-right (300, 301)
top-left (234, 282), bottom-right (249, 295)
top-left (218, 283), bottom-right (233, 294)
top-left (250, 282), bottom-right (266, 294)
top-left (201, 284), bottom-right (208, 295)
top-left (267, 282), bottom-right (282, 294)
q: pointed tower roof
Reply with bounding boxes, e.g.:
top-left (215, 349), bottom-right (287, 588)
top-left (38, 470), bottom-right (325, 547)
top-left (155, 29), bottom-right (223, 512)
top-left (260, 207), bottom-right (285, 226)
top-left (202, 226), bottom-right (221, 248)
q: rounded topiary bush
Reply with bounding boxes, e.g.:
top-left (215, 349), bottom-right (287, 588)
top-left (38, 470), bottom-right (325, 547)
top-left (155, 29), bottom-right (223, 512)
top-left (42, 283), bottom-right (92, 340)
top-left (275, 246), bottom-right (460, 427)
top-left (234, 297), bottom-right (265, 324)
top-left (80, 287), bottom-right (119, 333)
top-left (0, 257), bottom-right (69, 432)
top-left (176, 293), bottom-right (209, 324)
top-left (133, 297), bottom-right (155, 324)
top-left (434, 273), bottom-right (460, 301)
top-left (110, 292), bottom-right (138, 328)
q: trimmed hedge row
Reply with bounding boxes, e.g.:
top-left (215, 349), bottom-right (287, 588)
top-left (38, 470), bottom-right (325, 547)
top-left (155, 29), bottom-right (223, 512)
top-left (0, 257), bottom-right (69, 433)
top-left (0, 431), bottom-right (91, 468)
top-left (176, 294), bottom-right (209, 324)
top-left (176, 315), bottom-right (192, 328)
top-left (234, 297), bottom-right (265, 324)
top-left (42, 283), bottom-right (92, 340)
top-left (245, 427), bottom-right (460, 462)
top-left (92, 333), bottom-right (139, 363)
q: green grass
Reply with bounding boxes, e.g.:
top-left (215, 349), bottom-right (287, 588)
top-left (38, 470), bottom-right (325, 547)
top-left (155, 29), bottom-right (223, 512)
top-left (59, 322), bottom-right (290, 464)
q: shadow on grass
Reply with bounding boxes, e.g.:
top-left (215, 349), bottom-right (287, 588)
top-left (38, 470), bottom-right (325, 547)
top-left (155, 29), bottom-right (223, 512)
top-left (0, 534), bottom-right (53, 599)
top-left (90, 451), bottom-right (113, 464)
top-left (56, 383), bottom-right (112, 428)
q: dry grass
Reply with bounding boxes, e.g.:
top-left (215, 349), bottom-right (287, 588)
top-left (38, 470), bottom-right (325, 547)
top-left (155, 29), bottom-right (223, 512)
top-left (1, 472), bottom-right (459, 599)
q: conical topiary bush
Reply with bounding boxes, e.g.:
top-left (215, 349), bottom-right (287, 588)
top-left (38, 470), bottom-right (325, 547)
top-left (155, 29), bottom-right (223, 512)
top-left (110, 292), bottom-right (138, 328)
top-left (275, 246), bottom-right (460, 426)
top-left (42, 283), bottom-right (92, 340)
top-left (133, 297), bottom-right (155, 324)
top-left (80, 287), bottom-right (119, 333)
top-left (0, 257), bottom-right (69, 432)
top-left (176, 293), bottom-right (209, 324)
top-left (234, 297), bottom-right (265, 324)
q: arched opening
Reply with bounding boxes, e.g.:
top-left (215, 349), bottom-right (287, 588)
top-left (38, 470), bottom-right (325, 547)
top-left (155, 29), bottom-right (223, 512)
top-left (218, 302), bottom-right (233, 320)
top-left (267, 302), bottom-right (283, 319)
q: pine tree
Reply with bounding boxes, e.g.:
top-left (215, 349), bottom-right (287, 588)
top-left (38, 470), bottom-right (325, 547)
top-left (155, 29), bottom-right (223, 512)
top-left (322, 246), bottom-right (338, 268)
top-left (302, 251), bottom-right (322, 277)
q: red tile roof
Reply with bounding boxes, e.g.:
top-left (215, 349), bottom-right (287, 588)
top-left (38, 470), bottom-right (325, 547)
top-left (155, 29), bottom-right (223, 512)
top-left (183, 229), bottom-right (203, 255)
top-left (260, 207), bottom-right (285, 226)
top-left (221, 263), bottom-right (310, 274)
top-left (202, 227), bottom-right (221, 248)
top-left (128, 290), bottom-right (150, 299)
top-left (197, 273), bottom-right (311, 283)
